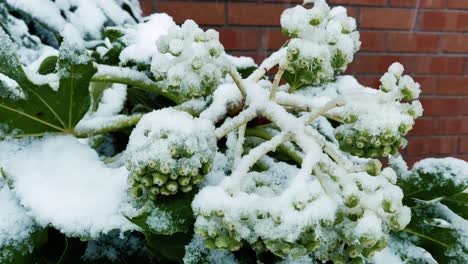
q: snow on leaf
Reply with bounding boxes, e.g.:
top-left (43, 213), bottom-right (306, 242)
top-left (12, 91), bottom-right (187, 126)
top-left (0, 27), bottom-right (97, 136)
top-left (0, 136), bottom-right (136, 238)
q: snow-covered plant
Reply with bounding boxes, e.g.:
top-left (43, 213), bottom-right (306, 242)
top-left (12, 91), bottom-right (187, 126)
top-left (0, 0), bottom-right (466, 263)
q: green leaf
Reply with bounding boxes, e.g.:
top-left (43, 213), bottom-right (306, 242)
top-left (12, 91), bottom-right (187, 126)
top-left (0, 228), bottom-right (48, 264)
top-left (127, 191), bottom-right (195, 235)
top-left (38, 55), bottom-right (58, 75)
top-left (145, 232), bottom-right (192, 263)
top-left (441, 192), bottom-right (468, 220)
top-left (403, 203), bottom-right (468, 264)
top-left (386, 234), bottom-right (437, 264)
top-left (398, 158), bottom-right (468, 205)
top-left (0, 27), bottom-right (97, 136)
top-left (90, 82), bottom-right (112, 112)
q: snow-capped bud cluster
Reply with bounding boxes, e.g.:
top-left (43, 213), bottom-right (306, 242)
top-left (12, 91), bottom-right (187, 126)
top-left (328, 64), bottom-right (422, 158)
top-left (124, 108), bottom-right (217, 198)
top-left (192, 159), bottom-right (410, 261)
top-left (281, 0), bottom-right (360, 90)
top-left (380, 63), bottom-right (422, 101)
top-left (151, 20), bottom-right (230, 102)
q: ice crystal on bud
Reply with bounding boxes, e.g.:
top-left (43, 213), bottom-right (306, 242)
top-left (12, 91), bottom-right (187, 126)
top-left (124, 108), bottom-right (217, 198)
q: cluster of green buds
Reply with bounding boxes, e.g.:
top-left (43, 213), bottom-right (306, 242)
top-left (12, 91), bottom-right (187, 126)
top-left (280, 0), bottom-right (360, 90)
top-left (335, 124), bottom-right (409, 158)
top-left (124, 108), bottom-right (217, 199)
top-left (192, 159), bottom-right (410, 262)
top-left (150, 20), bottom-right (230, 102)
top-left (331, 63), bottom-right (422, 158)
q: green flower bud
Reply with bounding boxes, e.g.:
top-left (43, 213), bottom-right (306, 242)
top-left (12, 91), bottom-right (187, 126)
top-left (350, 257), bottom-right (364, 264)
top-left (293, 201), bottom-right (305, 210)
top-left (205, 238), bottom-right (216, 249)
top-left (160, 186), bottom-right (171, 196)
top-left (240, 213), bottom-right (249, 221)
top-left (356, 141), bottom-right (365, 149)
top-left (366, 159), bottom-right (382, 176)
top-left (180, 184), bottom-right (193, 193)
top-left (373, 238), bottom-right (387, 251)
top-left (215, 210), bottom-right (224, 217)
top-left (310, 18), bottom-right (321, 26)
top-left (359, 235), bottom-right (377, 248)
top-left (362, 247), bottom-right (376, 258)
top-left (148, 160), bottom-right (158, 169)
top-left (333, 255), bottom-right (347, 264)
top-left (153, 173), bottom-right (169, 186)
top-left (141, 176), bottom-right (153, 187)
top-left (160, 163), bottom-right (171, 174)
top-left (192, 174), bottom-right (204, 185)
top-left (195, 227), bottom-right (208, 238)
top-left (344, 194), bottom-right (360, 208)
top-left (398, 123), bottom-right (409, 135)
top-left (335, 131), bottom-right (344, 141)
top-left (129, 185), bottom-right (145, 198)
top-left (346, 245), bottom-right (360, 258)
top-left (178, 176), bottom-right (191, 186)
top-left (169, 173), bottom-right (179, 180)
top-left (383, 199), bottom-right (396, 213)
top-left (214, 236), bottom-right (229, 249)
top-left (149, 187), bottom-right (160, 195)
top-left (166, 181), bottom-right (179, 193)
top-left (201, 162), bottom-right (213, 174)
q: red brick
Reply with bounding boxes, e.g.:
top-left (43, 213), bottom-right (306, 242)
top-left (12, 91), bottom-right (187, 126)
top-left (328, 0), bottom-right (388, 5)
top-left (156, 2), bottom-right (225, 25)
top-left (411, 56), bottom-right (464, 74)
top-left (460, 136), bottom-right (468, 153)
top-left (264, 30), bottom-right (289, 50)
top-left (420, 11), bottom-right (468, 31)
top-left (420, 98), bottom-right (468, 116)
top-left (360, 32), bottom-right (386, 51)
top-left (409, 118), bottom-right (434, 136)
top-left (447, 0), bottom-right (468, 9)
top-left (458, 154), bottom-right (468, 162)
top-left (407, 136), bottom-right (458, 155)
top-left (434, 117), bottom-right (468, 134)
top-left (360, 8), bottom-right (417, 30)
top-left (442, 34), bottom-right (468, 53)
top-left (390, 0), bottom-right (445, 8)
top-left (219, 29), bottom-right (262, 50)
top-left (140, 0), bottom-right (152, 16)
top-left (414, 76), bottom-right (437, 95)
top-left (351, 55), bottom-right (464, 75)
top-left (434, 77), bottom-right (468, 95)
top-left (228, 4), bottom-right (286, 26)
top-left (265, 0), bottom-right (386, 4)
top-left (351, 55), bottom-right (403, 74)
top-left (356, 76), bottom-right (381, 87)
top-left (386, 33), bottom-right (440, 53)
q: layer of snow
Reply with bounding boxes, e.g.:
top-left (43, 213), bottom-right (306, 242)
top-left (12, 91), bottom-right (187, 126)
top-left (0, 136), bottom-right (136, 238)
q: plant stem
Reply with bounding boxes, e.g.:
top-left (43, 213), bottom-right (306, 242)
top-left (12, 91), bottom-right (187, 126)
top-left (74, 114), bottom-right (143, 138)
top-left (215, 106), bottom-right (258, 139)
top-left (245, 127), bottom-right (303, 165)
top-left (229, 69), bottom-right (247, 98)
top-left (234, 124), bottom-right (247, 166)
top-left (248, 49), bottom-right (286, 82)
top-left (269, 60), bottom-right (289, 101)
top-left (92, 65), bottom-right (180, 104)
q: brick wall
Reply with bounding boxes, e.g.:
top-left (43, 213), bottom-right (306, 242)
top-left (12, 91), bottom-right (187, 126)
top-left (140, 0), bottom-right (468, 165)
